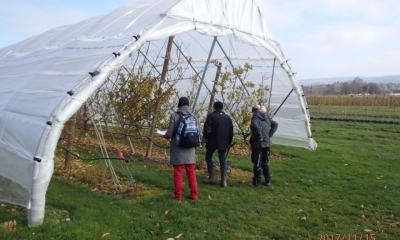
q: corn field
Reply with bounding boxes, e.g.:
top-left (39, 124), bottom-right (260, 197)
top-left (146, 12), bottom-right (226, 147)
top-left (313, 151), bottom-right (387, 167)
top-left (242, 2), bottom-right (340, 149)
top-left (306, 95), bottom-right (400, 124)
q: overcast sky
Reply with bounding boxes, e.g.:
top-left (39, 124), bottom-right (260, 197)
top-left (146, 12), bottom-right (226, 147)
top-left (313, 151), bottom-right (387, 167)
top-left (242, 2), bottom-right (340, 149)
top-left (0, 0), bottom-right (399, 80)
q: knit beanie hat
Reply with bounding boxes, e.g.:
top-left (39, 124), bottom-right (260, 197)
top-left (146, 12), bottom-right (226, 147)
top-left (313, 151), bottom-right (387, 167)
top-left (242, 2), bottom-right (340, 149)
top-left (178, 97), bottom-right (190, 108)
top-left (213, 101), bottom-right (224, 110)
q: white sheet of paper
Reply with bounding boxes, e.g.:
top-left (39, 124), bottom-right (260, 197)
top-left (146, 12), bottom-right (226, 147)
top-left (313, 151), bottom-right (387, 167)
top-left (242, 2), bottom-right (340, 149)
top-left (156, 129), bottom-right (167, 135)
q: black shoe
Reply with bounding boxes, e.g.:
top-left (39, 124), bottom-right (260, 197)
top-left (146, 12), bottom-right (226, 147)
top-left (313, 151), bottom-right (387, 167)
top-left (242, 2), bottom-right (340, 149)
top-left (249, 182), bottom-right (258, 187)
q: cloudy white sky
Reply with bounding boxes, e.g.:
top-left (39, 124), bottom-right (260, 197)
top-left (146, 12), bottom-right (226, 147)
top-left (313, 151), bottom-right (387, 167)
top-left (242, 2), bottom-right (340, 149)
top-left (0, 0), bottom-right (399, 80)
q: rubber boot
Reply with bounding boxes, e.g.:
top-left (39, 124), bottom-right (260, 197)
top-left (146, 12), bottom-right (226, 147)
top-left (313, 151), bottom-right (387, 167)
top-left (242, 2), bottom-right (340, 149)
top-left (221, 170), bottom-right (227, 187)
top-left (203, 165), bottom-right (216, 184)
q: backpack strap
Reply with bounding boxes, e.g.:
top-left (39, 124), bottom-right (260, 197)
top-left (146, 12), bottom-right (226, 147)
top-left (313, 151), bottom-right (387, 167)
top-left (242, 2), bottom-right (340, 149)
top-left (174, 112), bottom-right (183, 135)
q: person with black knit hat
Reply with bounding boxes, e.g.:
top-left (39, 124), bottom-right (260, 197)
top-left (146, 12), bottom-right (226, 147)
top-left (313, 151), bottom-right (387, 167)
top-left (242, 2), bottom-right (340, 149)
top-left (202, 101), bottom-right (234, 187)
top-left (177, 96), bottom-right (189, 108)
top-left (163, 97), bottom-right (200, 200)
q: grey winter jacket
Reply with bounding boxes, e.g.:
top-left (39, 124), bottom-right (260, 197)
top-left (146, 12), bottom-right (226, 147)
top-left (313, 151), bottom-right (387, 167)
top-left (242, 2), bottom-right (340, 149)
top-left (249, 110), bottom-right (278, 149)
top-left (163, 105), bottom-right (201, 165)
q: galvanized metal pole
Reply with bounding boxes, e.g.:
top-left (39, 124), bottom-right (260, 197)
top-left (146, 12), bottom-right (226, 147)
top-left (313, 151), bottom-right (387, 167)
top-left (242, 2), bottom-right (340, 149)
top-left (268, 57), bottom-right (276, 111)
top-left (273, 89), bottom-right (293, 117)
top-left (215, 39), bottom-right (250, 96)
top-left (173, 41), bottom-right (212, 95)
top-left (192, 36), bottom-right (217, 111)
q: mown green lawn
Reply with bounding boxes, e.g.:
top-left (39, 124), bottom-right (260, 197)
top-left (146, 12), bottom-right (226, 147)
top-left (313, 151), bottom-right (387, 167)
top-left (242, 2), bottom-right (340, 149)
top-left (1, 120), bottom-right (399, 239)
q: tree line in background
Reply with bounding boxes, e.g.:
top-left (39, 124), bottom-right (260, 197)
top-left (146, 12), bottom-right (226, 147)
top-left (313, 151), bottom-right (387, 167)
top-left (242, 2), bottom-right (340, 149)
top-left (302, 76), bottom-right (400, 95)
top-left (303, 77), bottom-right (400, 124)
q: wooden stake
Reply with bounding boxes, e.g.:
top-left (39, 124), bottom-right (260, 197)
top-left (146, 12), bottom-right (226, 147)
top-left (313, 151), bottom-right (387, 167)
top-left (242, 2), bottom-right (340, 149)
top-left (145, 36), bottom-right (174, 158)
top-left (207, 62), bottom-right (222, 114)
top-left (64, 115), bottom-right (76, 172)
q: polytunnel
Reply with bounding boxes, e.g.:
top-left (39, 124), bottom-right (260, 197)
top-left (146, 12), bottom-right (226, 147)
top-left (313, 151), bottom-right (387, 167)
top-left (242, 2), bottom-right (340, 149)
top-left (0, 0), bottom-right (317, 226)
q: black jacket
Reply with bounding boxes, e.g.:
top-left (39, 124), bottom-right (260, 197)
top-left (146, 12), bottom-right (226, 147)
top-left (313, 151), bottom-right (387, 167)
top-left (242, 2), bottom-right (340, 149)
top-left (203, 110), bottom-right (234, 150)
top-left (250, 110), bottom-right (278, 149)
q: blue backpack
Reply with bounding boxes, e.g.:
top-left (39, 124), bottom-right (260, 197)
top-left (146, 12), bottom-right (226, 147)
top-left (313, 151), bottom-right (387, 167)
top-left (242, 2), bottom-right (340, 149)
top-left (175, 112), bottom-right (200, 148)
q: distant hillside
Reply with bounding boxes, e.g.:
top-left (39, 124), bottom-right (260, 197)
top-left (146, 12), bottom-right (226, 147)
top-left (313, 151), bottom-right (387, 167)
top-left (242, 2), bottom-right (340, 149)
top-left (299, 75), bottom-right (400, 86)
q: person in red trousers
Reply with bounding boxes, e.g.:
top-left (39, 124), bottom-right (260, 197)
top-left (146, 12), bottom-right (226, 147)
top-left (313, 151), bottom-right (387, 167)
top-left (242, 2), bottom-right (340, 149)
top-left (163, 97), bottom-right (200, 200)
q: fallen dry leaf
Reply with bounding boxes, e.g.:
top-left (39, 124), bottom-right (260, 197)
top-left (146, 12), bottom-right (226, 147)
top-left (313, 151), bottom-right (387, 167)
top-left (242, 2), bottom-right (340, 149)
top-left (335, 222), bottom-right (338, 228)
top-left (175, 233), bottom-right (183, 239)
top-left (166, 238), bottom-right (175, 240)
top-left (1, 220), bottom-right (17, 231)
top-left (208, 195), bottom-right (212, 200)
top-left (164, 210), bottom-right (170, 215)
top-left (386, 222), bottom-right (400, 227)
top-left (361, 214), bottom-right (369, 222)
top-left (1, 204), bottom-right (6, 207)
top-left (300, 217), bottom-right (306, 220)
top-left (128, 220), bottom-right (136, 224)
top-left (149, 230), bottom-right (155, 236)
top-left (164, 229), bottom-right (170, 233)
top-left (101, 232), bottom-right (110, 238)
top-left (364, 229), bottom-right (373, 232)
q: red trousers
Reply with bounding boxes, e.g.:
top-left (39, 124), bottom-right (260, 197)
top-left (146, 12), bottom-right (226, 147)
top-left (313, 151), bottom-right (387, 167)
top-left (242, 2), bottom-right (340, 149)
top-left (173, 164), bottom-right (198, 200)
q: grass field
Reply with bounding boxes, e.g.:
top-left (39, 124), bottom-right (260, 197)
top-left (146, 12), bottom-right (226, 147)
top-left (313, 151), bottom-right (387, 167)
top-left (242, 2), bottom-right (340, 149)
top-left (306, 95), bottom-right (400, 123)
top-left (1, 120), bottom-right (399, 239)
top-left (309, 105), bottom-right (400, 123)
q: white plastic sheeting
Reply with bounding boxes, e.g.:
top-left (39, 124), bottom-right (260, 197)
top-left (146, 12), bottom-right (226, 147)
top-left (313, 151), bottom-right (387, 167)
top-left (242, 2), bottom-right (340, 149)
top-left (0, 0), bottom-right (317, 226)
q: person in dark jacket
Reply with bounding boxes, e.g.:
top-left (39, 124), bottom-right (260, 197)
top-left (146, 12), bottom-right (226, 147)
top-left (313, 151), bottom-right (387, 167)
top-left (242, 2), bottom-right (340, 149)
top-left (249, 105), bottom-right (278, 187)
top-left (163, 97), bottom-right (199, 200)
top-left (202, 101), bottom-right (234, 187)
